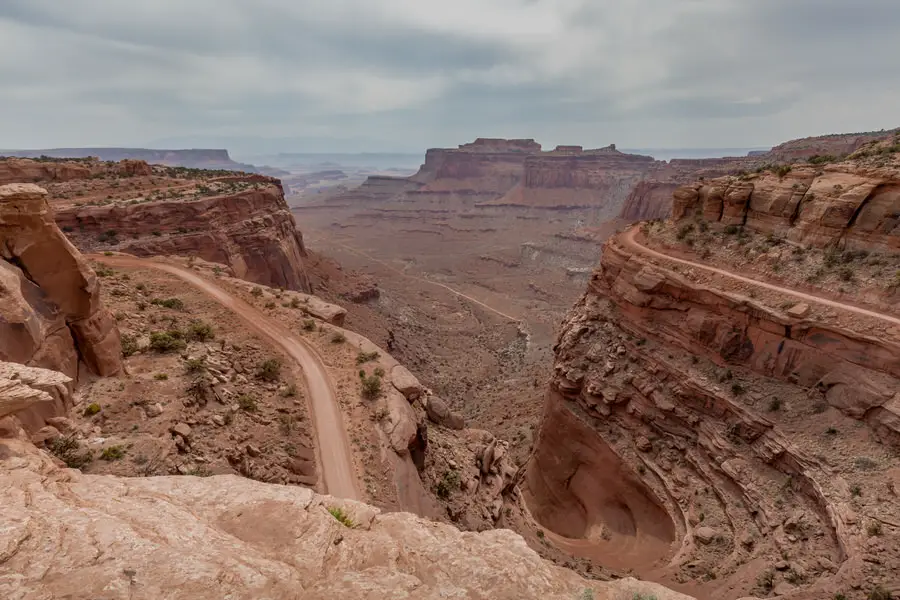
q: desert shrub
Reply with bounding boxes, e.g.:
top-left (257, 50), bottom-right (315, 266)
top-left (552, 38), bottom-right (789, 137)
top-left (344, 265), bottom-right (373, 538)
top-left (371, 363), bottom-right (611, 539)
top-left (265, 301), bottom-right (276, 309)
top-left (48, 436), bottom-right (93, 469)
top-left (121, 333), bottom-right (139, 357)
top-left (361, 374), bottom-right (382, 399)
top-left (768, 398), bottom-right (782, 411)
top-left (757, 569), bottom-right (775, 592)
top-left (850, 484), bottom-right (862, 497)
top-left (237, 394), bottom-right (258, 412)
top-left (149, 330), bottom-right (186, 352)
top-left (256, 358), bottom-right (282, 382)
top-left (289, 297), bottom-right (302, 309)
top-left (185, 320), bottom-right (214, 341)
top-left (100, 445), bottom-right (125, 461)
top-left (301, 319), bottom-right (316, 332)
top-left (154, 373), bottom-right (168, 380)
top-left (250, 286), bottom-right (263, 297)
top-left (374, 366), bottom-right (385, 378)
top-left (724, 224), bottom-right (739, 235)
top-left (98, 229), bottom-right (118, 243)
top-left (356, 350), bottom-right (380, 365)
top-left (184, 356), bottom-right (206, 373)
top-left (150, 297), bottom-right (184, 310)
top-left (868, 585), bottom-right (892, 600)
top-left (867, 521), bottom-right (883, 537)
top-left (83, 402), bottom-right (101, 416)
top-left (826, 426), bottom-right (838, 435)
top-left (331, 332), bottom-right (347, 344)
top-left (774, 164), bottom-right (792, 178)
top-left (676, 223), bottom-right (695, 240)
top-left (327, 506), bottom-right (355, 528)
top-left (281, 384), bottom-right (298, 398)
top-left (807, 154), bottom-right (838, 165)
top-left (436, 470), bottom-right (460, 499)
top-left (731, 382), bottom-right (745, 395)
top-left (839, 267), bottom-right (854, 282)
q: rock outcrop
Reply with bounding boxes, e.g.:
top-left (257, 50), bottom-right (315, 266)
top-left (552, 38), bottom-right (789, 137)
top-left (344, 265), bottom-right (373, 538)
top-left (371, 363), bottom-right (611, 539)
top-left (525, 228), bottom-right (900, 597)
top-left (56, 177), bottom-right (313, 291)
top-left (673, 163), bottom-right (900, 253)
top-left (0, 369), bottom-right (690, 600)
top-left (0, 184), bottom-right (122, 398)
top-left (6, 147), bottom-right (258, 171)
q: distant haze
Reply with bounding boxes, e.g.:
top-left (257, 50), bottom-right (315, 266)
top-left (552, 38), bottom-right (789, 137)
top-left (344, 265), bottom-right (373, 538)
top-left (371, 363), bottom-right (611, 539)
top-left (2, 1), bottom-right (898, 151)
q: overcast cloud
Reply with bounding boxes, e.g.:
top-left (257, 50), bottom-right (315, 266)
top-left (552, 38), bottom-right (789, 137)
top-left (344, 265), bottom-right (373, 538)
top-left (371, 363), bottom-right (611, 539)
top-left (2, 0), bottom-right (899, 153)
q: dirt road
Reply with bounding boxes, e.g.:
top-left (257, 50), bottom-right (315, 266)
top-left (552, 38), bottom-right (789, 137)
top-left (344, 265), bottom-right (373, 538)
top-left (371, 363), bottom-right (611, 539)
top-left (95, 256), bottom-right (360, 500)
top-left (623, 227), bottom-right (900, 327)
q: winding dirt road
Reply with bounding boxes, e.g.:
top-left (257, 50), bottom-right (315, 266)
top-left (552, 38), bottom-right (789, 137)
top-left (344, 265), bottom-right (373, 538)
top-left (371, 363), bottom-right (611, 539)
top-left (94, 255), bottom-right (360, 500)
top-left (623, 227), bottom-right (900, 327)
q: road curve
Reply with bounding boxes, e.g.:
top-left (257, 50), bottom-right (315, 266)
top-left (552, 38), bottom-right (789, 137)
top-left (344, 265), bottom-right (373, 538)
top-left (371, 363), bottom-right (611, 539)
top-left (94, 255), bottom-right (360, 500)
top-left (622, 227), bottom-right (900, 328)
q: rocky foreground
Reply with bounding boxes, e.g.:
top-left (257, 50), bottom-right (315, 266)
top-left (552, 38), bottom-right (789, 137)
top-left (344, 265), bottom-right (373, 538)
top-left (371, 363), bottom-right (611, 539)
top-left (0, 362), bottom-right (690, 600)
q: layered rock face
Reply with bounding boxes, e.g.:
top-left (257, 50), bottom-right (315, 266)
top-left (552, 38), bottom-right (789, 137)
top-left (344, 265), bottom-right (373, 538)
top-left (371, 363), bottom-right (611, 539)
top-left (673, 164), bottom-right (900, 253)
top-left (525, 231), bottom-right (900, 597)
top-left (56, 177), bottom-right (312, 292)
top-left (492, 147), bottom-right (657, 211)
top-left (765, 130), bottom-right (897, 162)
top-left (6, 147), bottom-right (257, 171)
top-left (0, 184), bottom-right (121, 426)
top-left (0, 367), bottom-right (690, 600)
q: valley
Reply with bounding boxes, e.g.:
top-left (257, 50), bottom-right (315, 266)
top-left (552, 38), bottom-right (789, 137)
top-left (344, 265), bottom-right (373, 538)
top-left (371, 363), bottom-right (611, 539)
top-left (1, 128), bottom-right (899, 600)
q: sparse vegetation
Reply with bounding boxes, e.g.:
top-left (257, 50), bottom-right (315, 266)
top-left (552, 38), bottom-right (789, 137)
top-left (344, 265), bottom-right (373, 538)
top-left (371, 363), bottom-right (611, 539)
top-left (100, 445), bottom-right (126, 461)
top-left (331, 332), bottom-right (347, 344)
top-left (154, 373), bottom-right (169, 381)
top-left (730, 382), bottom-right (745, 395)
top-left (83, 402), bottom-right (101, 416)
top-left (850, 484), bottom-right (862, 497)
top-left (256, 358), bottom-right (282, 382)
top-left (374, 366), bottom-right (385, 378)
top-left (301, 319), bottom-right (316, 332)
top-left (855, 456), bottom-right (878, 471)
top-left (724, 224), bottom-right (739, 235)
top-left (356, 350), bottom-right (380, 365)
top-left (361, 374), bottom-right (382, 399)
top-left (251, 286), bottom-right (263, 297)
top-left (185, 320), bottom-right (214, 341)
top-left (868, 585), bottom-right (892, 600)
top-left (281, 384), bottom-right (298, 397)
top-left (150, 297), bottom-right (185, 310)
top-left (48, 436), bottom-right (93, 469)
top-left (826, 426), bottom-right (838, 435)
top-left (184, 356), bottom-right (206, 373)
top-left (768, 398), bottom-right (782, 412)
top-left (237, 394), bottom-right (258, 412)
top-left (149, 330), bottom-right (187, 352)
top-left (757, 569), bottom-right (775, 593)
top-left (327, 506), bottom-right (355, 528)
top-left (867, 521), bottom-right (883, 537)
top-left (121, 333), bottom-right (139, 357)
top-left (436, 469), bottom-right (460, 499)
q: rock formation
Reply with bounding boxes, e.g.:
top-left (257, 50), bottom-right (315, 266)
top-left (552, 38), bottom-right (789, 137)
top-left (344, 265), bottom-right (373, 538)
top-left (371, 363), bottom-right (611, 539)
top-left (525, 221), bottom-right (900, 597)
top-left (5, 147), bottom-right (259, 171)
top-left (673, 163), bottom-right (900, 252)
top-left (0, 184), bottom-right (122, 404)
top-left (0, 362), bottom-right (690, 600)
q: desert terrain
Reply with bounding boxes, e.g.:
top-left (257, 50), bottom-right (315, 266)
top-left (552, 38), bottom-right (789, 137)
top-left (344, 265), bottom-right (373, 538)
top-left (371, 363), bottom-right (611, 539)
top-left (1, 127), bottom-right (898, 600)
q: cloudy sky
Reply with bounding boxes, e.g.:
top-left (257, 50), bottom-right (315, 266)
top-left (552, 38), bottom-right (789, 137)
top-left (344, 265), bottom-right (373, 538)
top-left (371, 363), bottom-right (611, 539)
top-left (2, 0), bottom-right (899, 154)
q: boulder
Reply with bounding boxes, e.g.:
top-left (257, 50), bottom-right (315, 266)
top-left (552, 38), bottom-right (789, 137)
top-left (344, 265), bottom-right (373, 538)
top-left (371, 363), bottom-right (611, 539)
top-left (424, 395), bottom-right (465, 430)
top-left (694, 526), bottom-right (718, 545)
top-left (786, 303), bottom-right (811, 318)
top-left (390, 365), bottom-right (425, 401)
top-left (382, 389), bottom-right (418, 454)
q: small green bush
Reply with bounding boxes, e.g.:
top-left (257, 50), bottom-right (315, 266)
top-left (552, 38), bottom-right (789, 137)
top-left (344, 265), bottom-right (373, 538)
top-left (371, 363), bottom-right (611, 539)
top-left (724, 224), bottom-right (739, 235)
top-left (768, 398), bottom-right (782, 412)
top-left (184, 356), bottom-right (206, 373)
top-left (237, 394), bottom-right (258, 412)
top-left (868, 584), bottom-right (892, 600)
top-left (121, 333), bottom-right (139, 357)
top-left (361, 374), bottom-right (382, 399)
top-left (83, 402), bottom-right (101, 416)
top-left (48, 436), bottom-right (93, 469)
top-left (374, 366), bottom-right (385, 378)
top-left (356, 350), bottom-right (380, 365)
top-left (331, 332), bottom-right (347, 344)
top-left (327, 506), bottom-right (355, 528)
top-left (185, 320), bottom-right (214, 341)
top-left (149, 330), bottom-right (186, 353)
top-left (150, 297), bottom-right (185, 310)
top-left (436, 470), bottom-right (460, 499)
top-left (257, 358), bottom-right (282, 382)
top-left (250, 286), bottom-right (263, 297)
top-left (154, 373), bottom-right (169, 381)
top-left (301, 319), bottom-right (316, 332)
top-left (100, 445), bottom-right (126, 461)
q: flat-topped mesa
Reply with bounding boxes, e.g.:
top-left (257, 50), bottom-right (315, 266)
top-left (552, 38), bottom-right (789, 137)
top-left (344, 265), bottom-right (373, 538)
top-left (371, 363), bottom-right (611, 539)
top-left (6, 148), bottom-right (254, 171)
top-left (0, 184), bottom-right (122, 429)
top-left (0, 156), bottom-right (153, 185)
top-left (763, 129), bottom-right (899, 162)
top-left (672, 162), bottom-right (900, 253)
top-left (458, 138), bottom-right (543, 153)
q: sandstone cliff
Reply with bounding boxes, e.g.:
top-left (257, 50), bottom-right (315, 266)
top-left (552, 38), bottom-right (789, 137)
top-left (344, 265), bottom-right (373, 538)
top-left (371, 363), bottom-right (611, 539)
top-left (55, 176), bottom-right (312, 291)
top-left (525, 229), bottom-right (900, 598)
top-left (0, 363), bottom-right (691, 600)
top-left (0, 183), bottom-right (121, 428)
top-left (6, 147), bottom-right (257, 171)
top-left (673, 163), bottom-right (900, 253)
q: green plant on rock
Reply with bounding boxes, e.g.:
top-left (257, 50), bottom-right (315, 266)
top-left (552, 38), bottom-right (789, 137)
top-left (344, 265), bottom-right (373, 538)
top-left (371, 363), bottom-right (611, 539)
top-left (360, 374), bottom-right (382, 399)
top-left (185, 320), bottom-right (214, 341)
top-left (149, 330), bottom-right (186, 353)
top-left (237, 394), bottom-right (258, 412)
top-left (327, 506), bottom-right (355, 528)
top-left (48, 436), bottom-right (93, 469)
top-left (356, 350), bottom-right (380, 365)
top-left (256, 358), bottom-right (282, 382)
top-left (121, 333), bottom-right (139, 358)
top-left (436, 469), bottom-right (460, 499)
top-left (83, 402), bottom-right (101, 416)
top-left (150, 297), bottom-right (185, 310)
top-left (331, 332), bottom-right (347, 344)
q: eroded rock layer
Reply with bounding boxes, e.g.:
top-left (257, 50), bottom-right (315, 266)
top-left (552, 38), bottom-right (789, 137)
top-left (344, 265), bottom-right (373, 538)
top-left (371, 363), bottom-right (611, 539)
top-left (526, 233), bottom-right (900, 598)
top-left (0, 184), bottom-right (122, 394)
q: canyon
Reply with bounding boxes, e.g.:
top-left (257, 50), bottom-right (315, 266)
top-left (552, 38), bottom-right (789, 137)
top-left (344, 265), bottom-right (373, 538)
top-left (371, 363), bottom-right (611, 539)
top-left (2, 127), bottom-right (899, 600)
